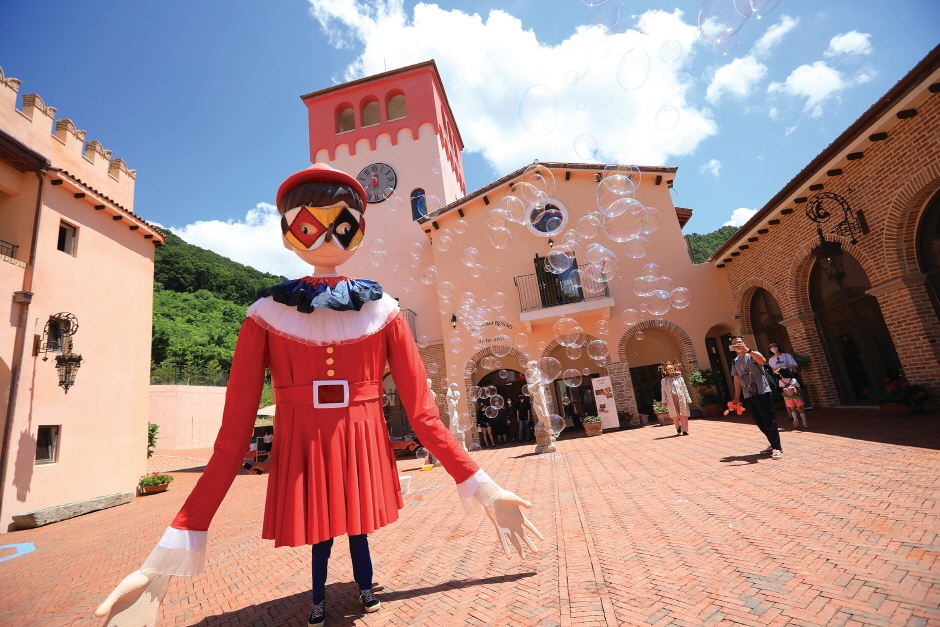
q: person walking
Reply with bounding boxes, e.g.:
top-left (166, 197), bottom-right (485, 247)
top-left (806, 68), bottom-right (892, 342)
top-left (477, 403), bottom-right (494, 448)
top-left (768, 343), bottom-right (811, 409)
top-left (730, 335), bottom-right (784, 459)
top-left (778, 367), bottom-right (808, 428)
top-left (517, 396), bottom-right (530, 442)
top-left (506, 398), bottom-right (519, 443)
top-left (659, 359), bottom-right (692, 436)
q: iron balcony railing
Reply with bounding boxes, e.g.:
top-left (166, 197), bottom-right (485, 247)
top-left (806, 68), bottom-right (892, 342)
top-left (514, 272), bottom-right (610, 313)
top-left (151, 364), bottom-right (230, 387)
top-left (0, 238), bottom-right (17, 260)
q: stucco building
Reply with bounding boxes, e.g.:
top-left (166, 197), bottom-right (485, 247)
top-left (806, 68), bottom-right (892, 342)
top-left (0, 67), bottom-right (164, 530)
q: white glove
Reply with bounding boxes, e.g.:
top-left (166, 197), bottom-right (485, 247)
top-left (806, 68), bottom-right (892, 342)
top-left (94, 570), bottom-right (171, 626)
top-left (474, 480), bottom-right (544, 559)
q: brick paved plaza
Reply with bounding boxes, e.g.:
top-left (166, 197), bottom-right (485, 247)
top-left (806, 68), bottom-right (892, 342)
top-left (1, 410), bottom-right (938, 627)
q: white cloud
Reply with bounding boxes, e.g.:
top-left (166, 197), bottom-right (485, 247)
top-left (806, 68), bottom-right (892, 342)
top-left (752, 15), bottom-right (799, 57)
top-left (706, 56), bottom-right (768, 104)
top-left (170, 203), bottom-right (311, 278)
top-left (306, 1), bottom-right (718, 173)
top-left (825, 31), bottom-right (872, 57)
top-left (700, 158), bottom-right (721, 177)
top-left (724, 207), bottom-right (757, 227)
top-left (768, 61), bottom-right (847, 117)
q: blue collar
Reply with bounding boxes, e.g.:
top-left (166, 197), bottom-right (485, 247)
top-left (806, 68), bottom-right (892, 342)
top-left (257, 276), bottom-right (384, 313)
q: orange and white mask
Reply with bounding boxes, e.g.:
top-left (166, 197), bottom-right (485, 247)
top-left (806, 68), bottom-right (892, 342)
top-left (281, 204), bottom-right (365, 252)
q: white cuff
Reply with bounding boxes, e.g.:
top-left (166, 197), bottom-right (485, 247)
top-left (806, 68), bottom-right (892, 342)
top-left (456, 469), bottom-right (491, 514)
top-left (140, 527), bottom-right (207, 577)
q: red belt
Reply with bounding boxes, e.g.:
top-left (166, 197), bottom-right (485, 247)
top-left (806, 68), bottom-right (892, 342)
top-left (274, 380), bottom-right (382, 408)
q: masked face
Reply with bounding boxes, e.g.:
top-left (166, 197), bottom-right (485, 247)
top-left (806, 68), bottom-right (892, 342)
top-left (665, 364), bottom-right (678, 377)
top-left (281, 204), bottom-right (365, 252)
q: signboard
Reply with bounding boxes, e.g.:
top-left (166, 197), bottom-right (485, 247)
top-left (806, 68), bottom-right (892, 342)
top-left (591, 376), bottom-right (619, 430)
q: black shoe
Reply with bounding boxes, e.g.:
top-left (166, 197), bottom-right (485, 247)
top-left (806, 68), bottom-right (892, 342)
top-left (682, 432), bottom-right (688, 436)
top-left (676, 427), bottom-right (681, 434)
top-left (308, 601), bottom-right (325, 626)
top-left (359, 589), bottom-right (381, 613)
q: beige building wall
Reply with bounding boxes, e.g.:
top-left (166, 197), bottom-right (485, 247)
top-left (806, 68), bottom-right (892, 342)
top-left (148, 386), bottom-right (227, 450)
top-left (0, 68), bottom-right (163, 530)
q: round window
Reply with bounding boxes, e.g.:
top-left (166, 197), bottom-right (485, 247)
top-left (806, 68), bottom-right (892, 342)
top-left (525, 198), bottom-right (568, 238)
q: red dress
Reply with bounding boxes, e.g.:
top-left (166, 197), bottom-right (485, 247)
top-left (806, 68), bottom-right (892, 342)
top-left (170, 286), bottom-right (479, 547)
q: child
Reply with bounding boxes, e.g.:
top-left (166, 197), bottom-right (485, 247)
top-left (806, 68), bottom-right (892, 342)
top-left (659, 359), bottom-right (692, 436)
top-left (778, 367), bottom-right (808, 428)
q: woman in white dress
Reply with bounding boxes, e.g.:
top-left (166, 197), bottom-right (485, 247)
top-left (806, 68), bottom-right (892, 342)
top-left (659, 359), bottom-right (692, 436)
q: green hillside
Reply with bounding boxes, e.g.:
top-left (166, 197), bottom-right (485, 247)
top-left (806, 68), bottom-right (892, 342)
top-left (687, 225), bottom-right (738, 264)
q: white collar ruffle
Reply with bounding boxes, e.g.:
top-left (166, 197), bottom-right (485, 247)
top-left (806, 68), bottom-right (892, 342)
top-left (247, 293), bottom-right (400, 346)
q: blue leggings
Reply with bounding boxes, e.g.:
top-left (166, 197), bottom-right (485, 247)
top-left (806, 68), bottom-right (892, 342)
top-left (311, 534), bottom-right (373, 604)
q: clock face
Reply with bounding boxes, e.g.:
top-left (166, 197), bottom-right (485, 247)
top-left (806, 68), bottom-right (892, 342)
top-left (357, 163), bottom-right (397, 204)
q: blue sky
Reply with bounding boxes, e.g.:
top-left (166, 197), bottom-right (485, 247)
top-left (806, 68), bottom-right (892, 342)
top-left (1, 1), bottom-right (938, 273)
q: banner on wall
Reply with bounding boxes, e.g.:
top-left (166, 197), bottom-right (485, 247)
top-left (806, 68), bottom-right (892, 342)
top-left (591, 376), bottom-right (619, 430)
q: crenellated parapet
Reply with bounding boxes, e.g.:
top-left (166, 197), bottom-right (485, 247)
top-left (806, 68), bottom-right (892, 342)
top-left (0, 67), bottom-right (137, 209)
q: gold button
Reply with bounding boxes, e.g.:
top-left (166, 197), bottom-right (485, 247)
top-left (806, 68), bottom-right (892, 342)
top-left (326, 358), bottom-right (334, 365)
top-left (327, 369), bottom-right (335, 377)
top-left (326, 347), bottom-right (334, 353)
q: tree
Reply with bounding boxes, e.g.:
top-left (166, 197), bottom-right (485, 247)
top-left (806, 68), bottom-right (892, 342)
top-left (687, 225), bottom-right (739, 264)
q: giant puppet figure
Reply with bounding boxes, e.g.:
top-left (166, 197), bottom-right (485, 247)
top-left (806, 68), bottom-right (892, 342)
top-left (95, 164), bottom-right (543, 627)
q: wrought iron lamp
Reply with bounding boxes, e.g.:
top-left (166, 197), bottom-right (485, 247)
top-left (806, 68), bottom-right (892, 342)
top-left (55, 351), bottom-right (83, 393)
top-left (804, 192), bottom-right (867, 284)
top-left (39, 312), bottom-right (83, 393)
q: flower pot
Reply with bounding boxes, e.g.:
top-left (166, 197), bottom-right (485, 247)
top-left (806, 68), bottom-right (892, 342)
top-left (583, 422), bottom-right (603, 437)
top-left (655, 412), bottom-right (673, 425)
top-left (141, 483), bottom-right (169, 495)
top-left (705, 403), bottom-right (723, 417)
top-left (879, 403), bottom-right (922, 415)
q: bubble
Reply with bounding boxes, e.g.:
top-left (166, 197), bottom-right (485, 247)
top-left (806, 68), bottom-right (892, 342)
top-left (435, 281), bottom-right (454, 300)
top-left (555, 141), bottom-right (565, 151)
top-left (603, 198), bottom-right (646, 242)
top-left (519, 84), bottom-right (557, 136)
top-left (587, 339), bottom-right (610, 361)
top-left (456, 412), bottom-right (472, 433)
top-left (641, 263), bottom-right (661, 278)
top-left (698, 0), bottom-right (750, 43)
top-left (469, 264), bottom-right (484, 278)
top-left (491, 336), bottom-right (512, 358)
top-left (461, 247), bottom-right (481, 267)
top-left (617, 48), bottom-right (650, 91)
top-left (383, 393), bottom-right (389, 407)
top-left (576, 100), bottom-right (586, 111)
top-left (486, 385), bottom-right (498, 398)
top-left (671, 287), bottom-right (691, 309)
top-left (647, 289), bottom-right (671, 316)
top-left (409, 242), bottom-right (424, 257)
top-left (596, 179), bottom-right (635, 216)
top-left (388, 195), bottom-right (403, 212)
top-left (563, 369), bottom-right (583, 388)
top-left (468, 386), bottom-right (482, 401)
top-left (583, 2), bottom-right (618, 42)
top-left (538, 357), bottom-right (563, 381)
top-left (581, 0), bottom-right (607, 5)
top-left (595, 320), bottom-right (609, 336)
top-left (486, 208), bottom-right (508, 230)
top-left (431, 159), bottom-right (442, 175)
top-left (528, 201), bottom-right (568, 237)
top-left (547, 249), bottom-right (573, 274)
top-left (577, 214), bottom-right (602, 239)
top-left (450, 337), bottom-right (464, 353)
top-left (714, 33), bottom-right (739, 55)
top-left (482, 356), bottom-right (497, 370)
top-left (635, 330), bottom-right (645, 341)
top-left (420, 266), bottom-right (438, 285)
top-left (408, 256), bottom-right (421, 269)
top-left (498, 195), bottom-right (527, 224)
top-left (622, 308), bottom-right (639, 326)
top-left (584, 243), bottom-right (619, 281)
top-left (499, 369), bottom-right (509, 379)
top-left (460, 292), bottom-right (475, 306)
top-left (435, 235), bottom-right (453, 252)
top-left (423, 194), bottom-right (442, 218)
top-left (553, 318), bottom-right (582, 347)
top-left (566, 345), bottom-right (582, 360)
top-left (484, 406), bottom-right (499, 419)
top-left (417, 335), bottom-right (429, 349)
top-left (416, 446), bottom-right (431, 465)
top-left (490, 394), bottom-right (505, 409)
top-left (582, 367), bottom-right (591, 376)
top-left (454, 219), bottom-right (469, 234)
top-left (655, 106), bottom-right (680, 131)
top-left (371, 251), bottom-right (387, 266)
top-left (751, 0), bottom-right (781, 18)
top-left (622, 235), bottom-right (650, 259)
top-left (549, 414), bottom-right (566, 437)
top-left (634, 275), bottom-right (657, 297)
top-left (574, 134), bottom-right (599, 160)
top-left (521, 162), bottom-right (556, 199)
top-left (564, 70), bottom-right (578, 85)
top-left (370, 238), bottom-right (385, 253)
top-left (426, 362), bottom-right (440, 375)
top-left (538, 340), bottom-right (547, 350)
top-left (490, 228), bottom-right (512, 250)
top-left (654, 276), bottom-right (674, 292)
top-left (660, 39), bottom-right (682, 63)
top-left (469, 441), bottom-right (482, 452)
top-left (505, 88), bottom-right (518, 103)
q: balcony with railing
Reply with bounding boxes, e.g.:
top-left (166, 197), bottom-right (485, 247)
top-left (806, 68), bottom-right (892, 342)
top-left (0, 238), bottom-right (17, 260)
top-left (513, 269), bottom-right (615, 329)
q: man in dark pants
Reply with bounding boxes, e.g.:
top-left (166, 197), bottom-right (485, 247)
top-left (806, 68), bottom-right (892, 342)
top-left (730, 335), bottom-right (783, 459)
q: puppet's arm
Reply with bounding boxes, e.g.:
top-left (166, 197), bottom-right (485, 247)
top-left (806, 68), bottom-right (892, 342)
top-left (386, 312), bottom-right (542, 558)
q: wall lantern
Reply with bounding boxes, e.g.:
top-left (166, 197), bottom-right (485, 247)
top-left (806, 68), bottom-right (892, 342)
top-left (450, 314), bottom-right (458, 330)
top-left (40, 312), bottom-right (83, 393)
top-left (804, 191), bottom-right (867, 285)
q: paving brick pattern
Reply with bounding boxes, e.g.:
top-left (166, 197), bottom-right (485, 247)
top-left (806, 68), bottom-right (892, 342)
top-left (1, 411), bottom-right (938, 626)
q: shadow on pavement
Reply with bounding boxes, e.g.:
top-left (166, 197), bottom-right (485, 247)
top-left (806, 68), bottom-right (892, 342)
top-left (185, 573), bottom-right (536, 627)
top-left (719, 453), bottom-right (765, 466)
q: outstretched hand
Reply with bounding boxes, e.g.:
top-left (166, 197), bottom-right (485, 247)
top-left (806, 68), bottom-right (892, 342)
top-left (94, 570), bottom-right (171, 626)
top-left (484, 490), bottom-right (544, 559)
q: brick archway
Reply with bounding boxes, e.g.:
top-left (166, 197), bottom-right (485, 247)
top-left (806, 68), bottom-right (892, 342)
top-left (884, 162), bottom-right (940, 276)
top-left (617, 320), bottom-right (701, 412)
top-left (540, 333), bottom-right (603, 359)
top-left (786, 236), bottom-right (880, 315)
top-left (734, 278), bottom-right (787, 335)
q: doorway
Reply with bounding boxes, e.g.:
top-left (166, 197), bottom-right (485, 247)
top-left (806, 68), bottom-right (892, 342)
top-left (629, 364), bottom-right (663, 418)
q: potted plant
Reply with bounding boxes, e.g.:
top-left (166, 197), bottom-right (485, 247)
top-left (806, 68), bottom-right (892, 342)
top-left (866, 377), bottom-right (931, 415)
top-left (139, 472), bottom-right (174, 495)
top-left (652, 400), bottom-right (673, 425)
top-left (581, 415), bottom-right (603, 436)
top-left (690, 369), bottom-right (724, 416)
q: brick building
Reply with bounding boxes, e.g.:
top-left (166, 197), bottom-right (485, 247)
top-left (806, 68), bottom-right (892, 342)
top-left (709, 45), bottom-right (940, 408)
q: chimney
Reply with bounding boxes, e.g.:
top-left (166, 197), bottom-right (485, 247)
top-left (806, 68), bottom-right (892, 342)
top-left (20, 94), bottom-right (57, 133)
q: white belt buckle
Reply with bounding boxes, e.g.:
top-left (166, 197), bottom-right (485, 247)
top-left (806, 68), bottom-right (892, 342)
top-left (313, 380), bottom-right (349, 408)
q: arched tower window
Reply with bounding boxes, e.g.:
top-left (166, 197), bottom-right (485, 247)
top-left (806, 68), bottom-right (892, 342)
top-left (362, 99), bottom-right (380, 127)
top-left (748, 288), bottom-right (792, 355)
top-left (387, 93), bottom-right (407, 120)
top-left (410, 188), bottom-right (426, 220)
top-left (917, 189), bottom-right (940, 319)
top-left (336, 105), bottom-right (355, 134)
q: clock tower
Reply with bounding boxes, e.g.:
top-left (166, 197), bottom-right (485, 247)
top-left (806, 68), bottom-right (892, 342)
top-left (300, 60), bottom-right (466, 343)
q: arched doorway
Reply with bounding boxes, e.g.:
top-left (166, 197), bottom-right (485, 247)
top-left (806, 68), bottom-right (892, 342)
top-left (704, 323), bottom-right (737, 402)
top-left (621, 328), bottom-right (682, 417)
top-left (749, 288), bottom-right (793, 355)
top-left (810, 251), bottom-right (902, 404)
top-left (917, 189), bottom-right (940, 319)
top-left (546, 344), bottom-right (604, 428)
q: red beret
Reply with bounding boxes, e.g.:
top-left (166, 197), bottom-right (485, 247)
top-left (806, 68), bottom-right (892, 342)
top-left (276, 163), bottom-right (368, 214)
